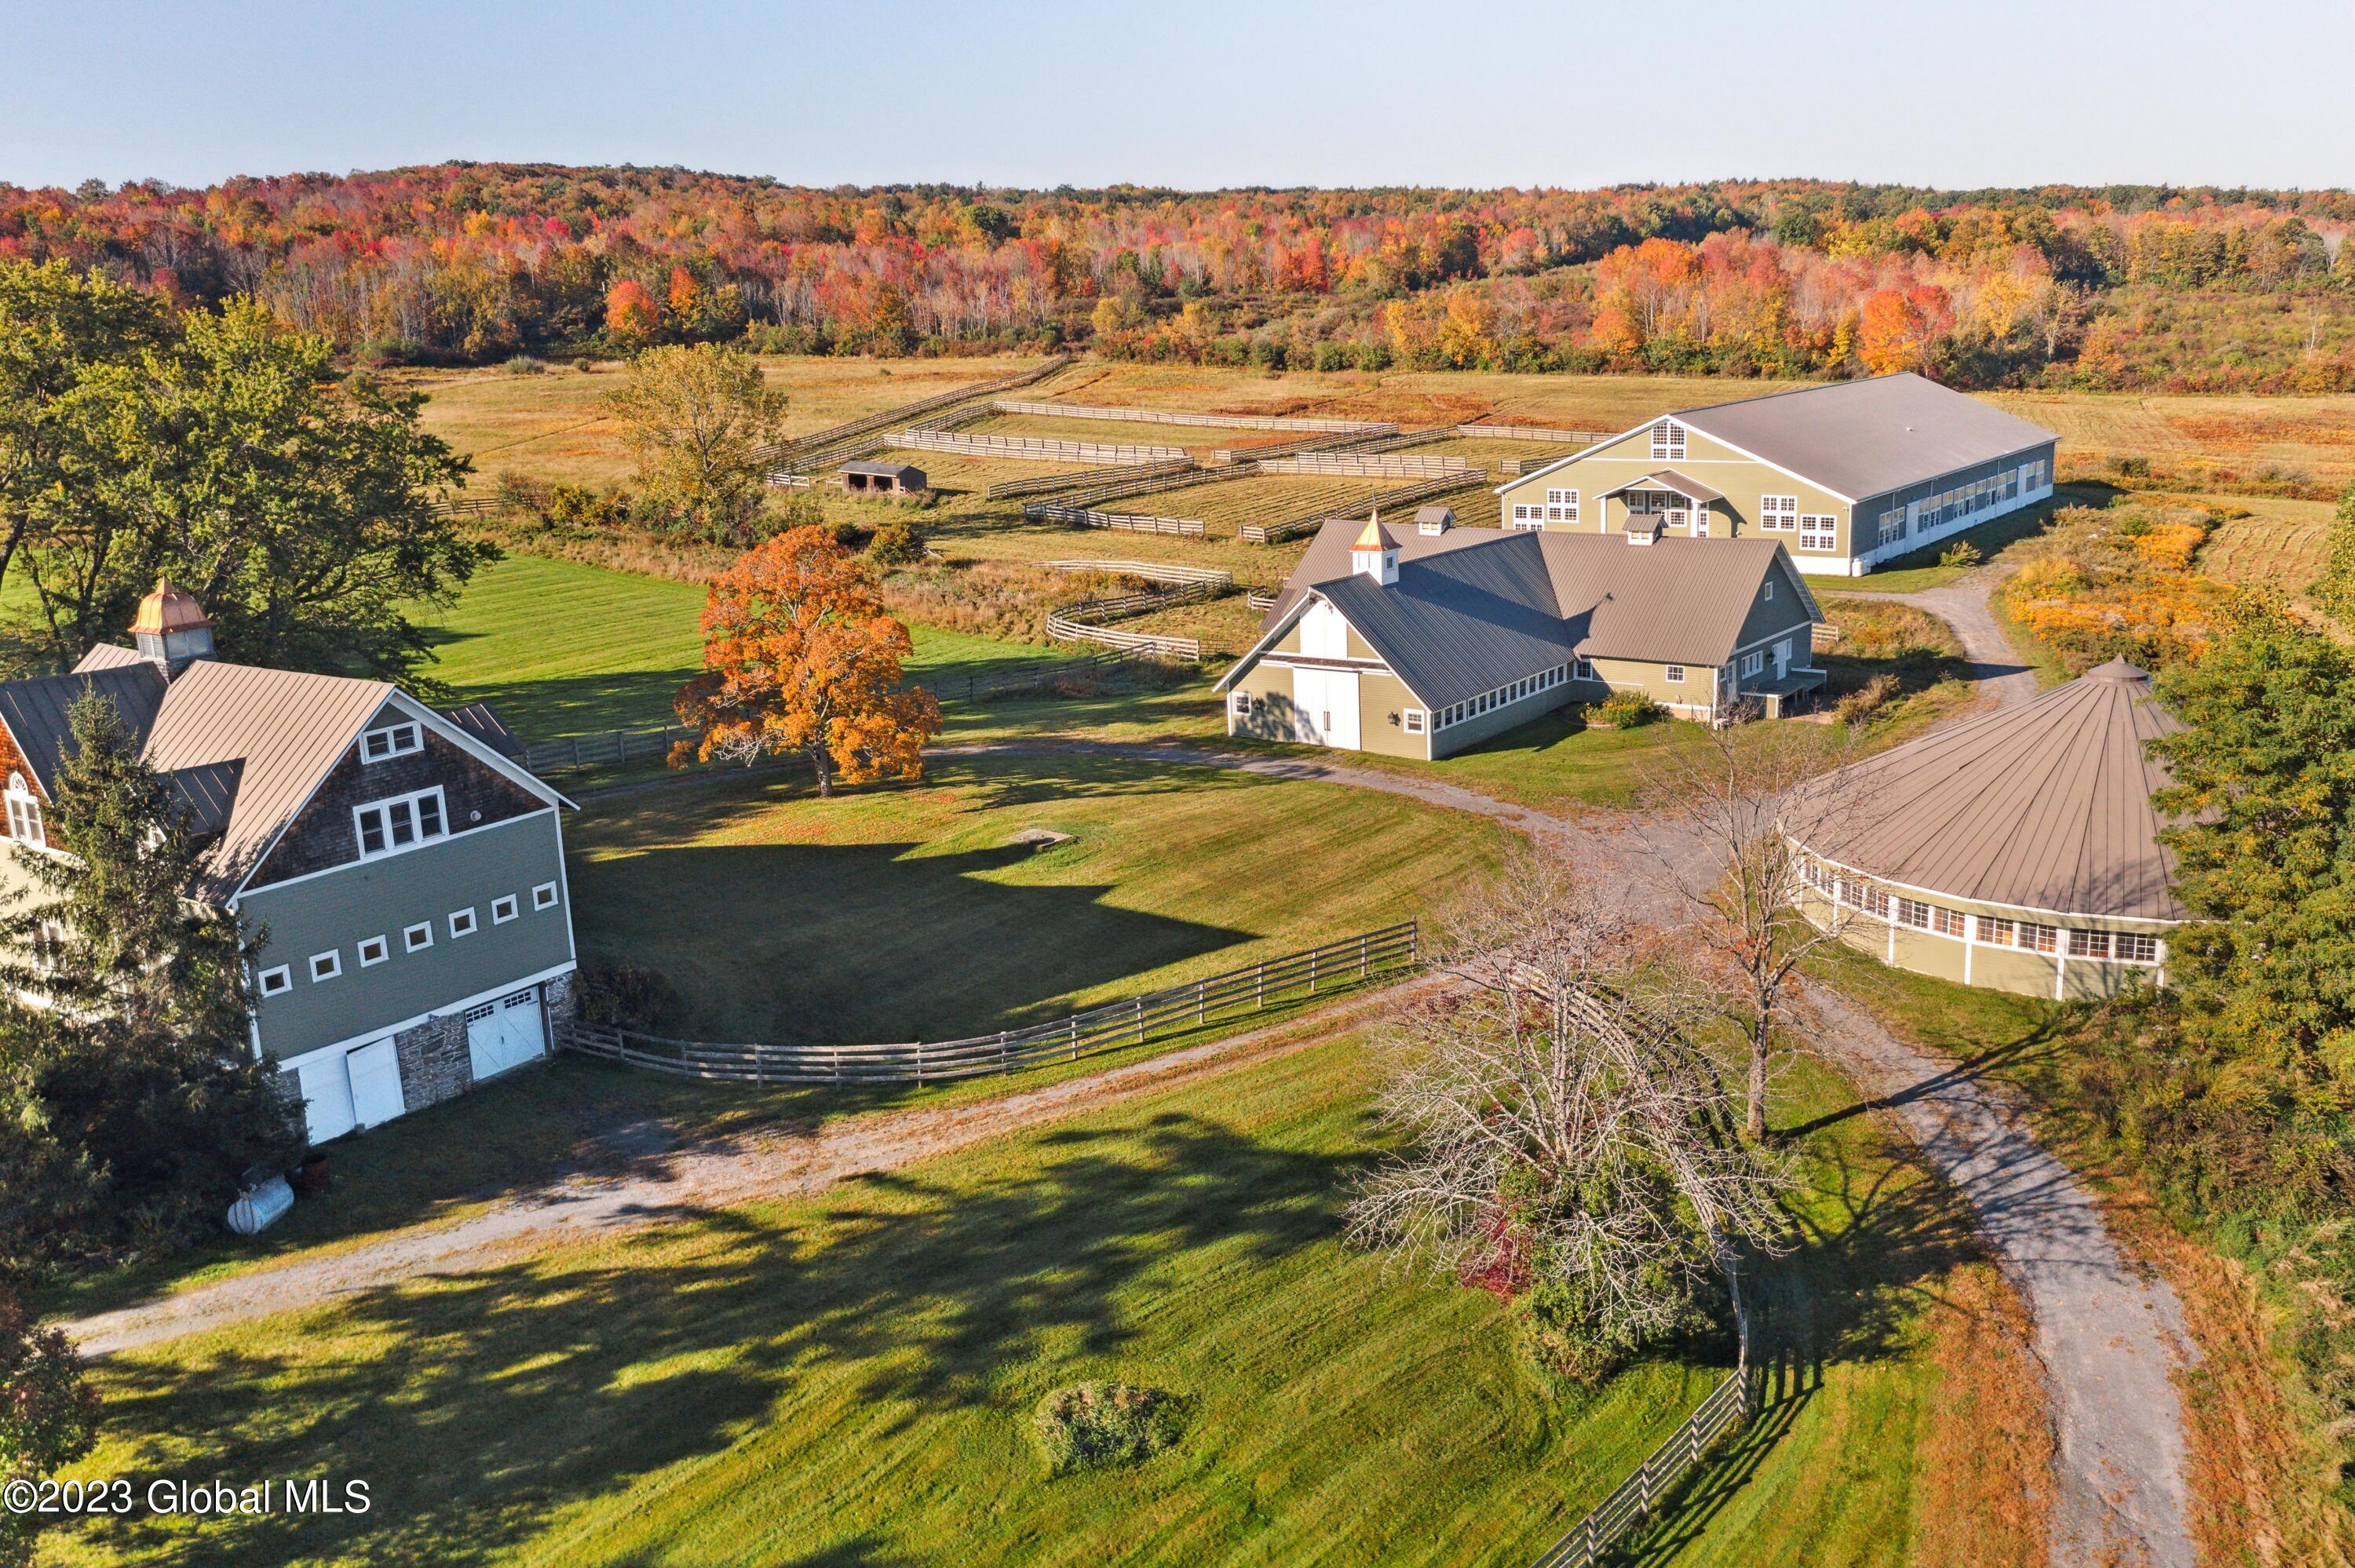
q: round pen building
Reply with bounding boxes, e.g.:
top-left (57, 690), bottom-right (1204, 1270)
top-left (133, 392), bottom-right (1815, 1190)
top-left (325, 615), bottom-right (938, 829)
top-left (1790, 658), bottom-right (2185, 999)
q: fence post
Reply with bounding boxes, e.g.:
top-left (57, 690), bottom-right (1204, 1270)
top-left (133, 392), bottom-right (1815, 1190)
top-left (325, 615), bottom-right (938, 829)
top-left (999, 1030), bottom-right (1009, 1070)
top-left (570, 736), bottom-right (582, 768)
top-left (1134, 997), bottom-right (1145, 1045)
top-left (1256, 961), bottom-right (1265, 1009)
top-left (1360, 933), bottom-right (1369, 979)
top-left (1069, 1016), bottom-right (1079, 1061)
top-left (1309, 948), bottom-right (1318, 993)
top-left (1196, 980), bottom-right (1207, 1026)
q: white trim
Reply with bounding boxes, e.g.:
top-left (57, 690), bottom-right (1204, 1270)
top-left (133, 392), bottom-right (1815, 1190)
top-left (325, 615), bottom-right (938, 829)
top-left (257, 964), bottom-right (293, 997)
top-left (1214, 589), bottom-right (1440, 713)
top-left (222, 680), bottom-right (397, 904)
top-left (531, 881), bottom-right (558, 910)
top-left (266, 960), bottom-right (579, 1076)
top-left (232, 807), bottom-right (560, 907)
top-left (353, 785), bottom-right (450, 861)
top-left (403, 920), bottom-right (435, 952)
top-left (309, 949), bottom-right (342, 982)
top-left (360, 720), bottom-right (424, 764)
top-left (356, 933), bottom-right (390, 968)
top-left (1494, 416), bottom-right (1861, 505)
top-left (448, 906), bottom-right (477, 938)
top-left (491, 893), bottom-right (520, 924)
top-left (384, 691), bottom-right (575, 811)
top-left (1793, 844), bottom-right (2181, 932)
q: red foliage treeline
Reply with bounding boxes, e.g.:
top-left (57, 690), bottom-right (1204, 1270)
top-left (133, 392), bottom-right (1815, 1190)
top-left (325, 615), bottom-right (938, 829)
top-left (3, 165), bottom-right (2351, 389)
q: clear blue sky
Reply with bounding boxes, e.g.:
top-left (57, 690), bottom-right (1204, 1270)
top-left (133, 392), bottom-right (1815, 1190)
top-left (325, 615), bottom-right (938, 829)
top-left (3, 0), bottom-right (2347, 193)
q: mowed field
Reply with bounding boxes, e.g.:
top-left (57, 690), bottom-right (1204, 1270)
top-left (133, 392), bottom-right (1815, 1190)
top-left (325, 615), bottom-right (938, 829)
top-left (53, 1029), bottom-right (2019, 1568)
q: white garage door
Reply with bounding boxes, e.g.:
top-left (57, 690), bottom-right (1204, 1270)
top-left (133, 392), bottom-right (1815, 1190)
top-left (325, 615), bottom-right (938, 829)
top-left (1291, 667), bottom-right (1360, 749)
top-left (467, 987), bottom-right (547, 1081)
top-left (293, 1038), bottom-right (407, 1144)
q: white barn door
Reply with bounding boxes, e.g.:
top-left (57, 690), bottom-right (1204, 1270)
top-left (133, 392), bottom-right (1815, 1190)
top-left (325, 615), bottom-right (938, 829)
top-left (467, 987), bottom-right (548, 1081)
top-left (1291, 668), bottom-right (1361, 749)
top-left (345, 1039), bottom-right (406, 1129)
top-left (294, 1037), bottom-right (407, 1143)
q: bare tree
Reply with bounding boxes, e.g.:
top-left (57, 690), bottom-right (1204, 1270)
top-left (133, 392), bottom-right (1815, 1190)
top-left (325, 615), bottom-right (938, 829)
top-left (1641, 720), bottom-right (1871, 1143)
top-left (1347, 857), bottom-right (1792, 1387)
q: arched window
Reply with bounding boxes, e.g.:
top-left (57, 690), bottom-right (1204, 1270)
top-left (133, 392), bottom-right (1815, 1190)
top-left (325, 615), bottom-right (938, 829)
top-left (4, 772), bottom-right (42, 848)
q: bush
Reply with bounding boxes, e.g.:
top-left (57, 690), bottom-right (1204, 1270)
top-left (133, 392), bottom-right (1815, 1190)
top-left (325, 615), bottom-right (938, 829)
top-left (0, 1286), bottom-right (97, 1568)
top-left (1593, 689), bottom-right (1665, 728)
top-left (574, 960), bottom-right (677, 1030)
top-left (1353, 339), bottom-right (1395, 372)
top-left (1030, 1383), bottom-right (1185, 1475)
top-left (867, 519), bottom-right (926, 567)
top-left (1836, 672), bottom-right (1901, 724)
top-left (1938, 539), bottom-right (1982, 569)
top-left (502, 355), bottom-right (547, 375)
top-left (1313, 341), bottom-right (1352, 372)
top-left (542, 484), bottom-right (632, 531)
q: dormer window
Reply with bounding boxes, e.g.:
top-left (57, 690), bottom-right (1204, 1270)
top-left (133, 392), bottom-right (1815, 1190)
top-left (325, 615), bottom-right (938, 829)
top-left (354, 786), bottom-right (447, 859)
top-left (1650, 421), bottom-right (1685, 461)
top-left (362, 721), bottom-right (424, 764)
top-left (5, 772), bottom-right (44, 848)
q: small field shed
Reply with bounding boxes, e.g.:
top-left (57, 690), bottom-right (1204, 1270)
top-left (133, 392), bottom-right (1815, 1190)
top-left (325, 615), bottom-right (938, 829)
top-left (840, 460), bottom-right (928, 499)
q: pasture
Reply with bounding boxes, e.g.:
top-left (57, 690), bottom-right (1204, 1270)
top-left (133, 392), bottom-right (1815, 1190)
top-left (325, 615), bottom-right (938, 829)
top-left (51, 1027), bottom-right (2016, 1568)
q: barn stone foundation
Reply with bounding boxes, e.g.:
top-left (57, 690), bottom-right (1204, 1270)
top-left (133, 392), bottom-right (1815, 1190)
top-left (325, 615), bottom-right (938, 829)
top-left (393, 1009), bottom-right (476, 1110)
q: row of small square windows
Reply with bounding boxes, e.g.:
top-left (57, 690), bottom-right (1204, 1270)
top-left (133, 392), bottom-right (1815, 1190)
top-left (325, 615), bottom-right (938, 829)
top-left (1806, 863), bottom-right (2162, 963)
top-left (254, 882), bottom-right (560, 997)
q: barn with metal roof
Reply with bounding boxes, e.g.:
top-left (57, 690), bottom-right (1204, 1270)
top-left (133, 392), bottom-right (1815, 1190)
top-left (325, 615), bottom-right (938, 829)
top-left (1789, 657), bottom-right (2185, 998)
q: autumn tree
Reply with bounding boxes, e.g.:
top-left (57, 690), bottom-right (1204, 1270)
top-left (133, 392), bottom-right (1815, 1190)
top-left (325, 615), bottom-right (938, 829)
top-left (1642, 721), bottom-right (1869, 1142)
top-left (608, 342), bottom-right (790, 546)
top-left (604, 278), bottom-right (661, 345)
top-left (1347, 857), bottom-right (1791, 1388)
top-left (2316, 481), bottom-right (2355, 625)
top-left (673, 526), bottom-right (941, 796)
top-left (0, 1286), bottom-right (95, 1568)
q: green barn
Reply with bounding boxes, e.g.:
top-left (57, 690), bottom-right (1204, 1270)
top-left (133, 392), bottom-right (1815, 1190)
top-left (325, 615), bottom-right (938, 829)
top-left (1493, 373), bottom-right (2058, 578)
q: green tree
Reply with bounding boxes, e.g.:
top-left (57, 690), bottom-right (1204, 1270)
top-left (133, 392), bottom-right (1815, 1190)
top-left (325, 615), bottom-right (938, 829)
top-left (2149, 610), bottom-right (2355, 1110)
top-left (0, 268), bottom-right (487, 690)
top-left (608, 342), bottom-right (789, 546)
top-left (0, 691), bottom-right (298, 1276)
top-left (0, 1285), bottom-right (95, 1568)
top-left (2316, 480), bottom-right (2355, 626)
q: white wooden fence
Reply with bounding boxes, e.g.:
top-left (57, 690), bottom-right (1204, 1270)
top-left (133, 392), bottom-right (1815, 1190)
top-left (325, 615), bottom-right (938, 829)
top-left (985, 458), bottom-right (1196, 501)
top-left (890, 429), bottom-right (1191, 465)
top-left (1529, 1371), bottom-right (1750, 1568)
top-left (558, 921), bottom-right (1418, 1084)
top-left (1025, 502), bottom-right (1208, 538)
top-left (1046, 560), bottom-right (1233, 587)
top-left (1458, 421), bottom-right (1608, 444)
top-left (1258, 452), bottom-right (1477, 479)
top-left (994, 399), bottom-right (1393, 435)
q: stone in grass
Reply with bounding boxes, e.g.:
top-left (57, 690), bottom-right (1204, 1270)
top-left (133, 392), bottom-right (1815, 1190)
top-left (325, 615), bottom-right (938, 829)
top-left (1010, 827), bottom-right (1076, 851)
top-left (1031, 1382), bottom-right (1186, 1476)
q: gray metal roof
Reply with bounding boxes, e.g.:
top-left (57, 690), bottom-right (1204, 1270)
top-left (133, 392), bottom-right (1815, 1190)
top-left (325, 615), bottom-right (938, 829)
top-left (1800, 658), bottom-right (2187, 921)
top-left (1670, 373), bottom-right (2055, 501)
top-left (842, 460), bottom-right (926, 480)
top-left (1240, 521), bottom-right (1808, 708)
top-left (440, 700), bottom-right (526, 760)
top-left (0, 665), bottom-right (170, 794)
top-left (1594, 468), bottom-right (1725, 502)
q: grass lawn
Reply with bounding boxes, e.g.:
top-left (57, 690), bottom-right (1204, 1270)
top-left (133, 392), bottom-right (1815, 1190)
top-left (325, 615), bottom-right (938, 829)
top-left (53, 1025), bottom-right (2007, 1568)
top-left (567, 749), bottom-right (1511, 1044)
top-left (410, 553), bottom-right (1068, 741)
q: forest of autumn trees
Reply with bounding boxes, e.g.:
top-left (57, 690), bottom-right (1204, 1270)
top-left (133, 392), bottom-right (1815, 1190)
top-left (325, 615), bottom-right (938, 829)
top-left (5, 165), bottom-right (2354, 390)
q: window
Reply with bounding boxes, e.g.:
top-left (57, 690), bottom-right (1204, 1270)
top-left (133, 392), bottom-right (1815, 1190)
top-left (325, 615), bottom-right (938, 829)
top-left (4, 773), bottom-right (43, 848)
top-left (403, 921), bottom-right (434, 953)
top-left (1230, 691), bottom-right (1254, 717)
top-left (1932, 907), bottom-right (1967, 938)
top-left (1758, 494), bottom-right (1798, 532)
top-left (354, 787), bottom-right (447, 859)
top-left (1976, 916), bottom-right (2016, 946)
top-left (258, 964), bottom-right (293, 997)
top-left (1798, 514), bottom-right (1839, 552)
top-left (2067, 929), bottom-right (2112, 960)
top-left (1546, 487), bottom-right (1579, 524)
top-left (2019, 922), bottom-right (2060, 954)
top-left (491, 894), bottom-right (520, 924)
top-left (1511, 503), bottom-right (1544, 531)
top-left (532, 881), bottom-right (559, 910)
top-left (1649, 420), bottom-right (1685, 461)
top-left (1740, 651), bottom-right (1765, 676)
top-left (356, 934), bottom-right (390, 968)
top-left (1664, 664), bottom-right (1685, 684)
top-left (1573, 656), bottom-right (1596, 680)
top-left (2118, 932), bottom-right (2160, 964)
top-left (2021, 458), bottom-right (2047, 490)
top-left (1898, 898), bottom-right (1931, 929)
top-left (448, 906), bottom-right (477, 939)
top-left (361, 720), bottom-right (424, 763)
top-left (309, 950), bottom-right (342, 982)
top-left (1403, 709), bottom-right (1426, 735)
top-left (1762, 578), bottom-right (1774, 601)
top-left (1878, 509), bottom-right (1907, 546)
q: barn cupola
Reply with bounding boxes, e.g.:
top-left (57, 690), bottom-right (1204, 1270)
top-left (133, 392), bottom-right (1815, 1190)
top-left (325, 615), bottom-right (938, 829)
top-left (130, 579), bottom-right (217, 677)
top-left (1350, 515), bottom-right (1400, 586)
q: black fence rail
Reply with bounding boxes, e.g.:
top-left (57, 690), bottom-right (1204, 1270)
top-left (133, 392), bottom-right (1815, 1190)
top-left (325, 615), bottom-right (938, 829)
top-left (557, 921), bottom-right (1418, 1084)
top-left (985, 458), bottom-right (1195, 502)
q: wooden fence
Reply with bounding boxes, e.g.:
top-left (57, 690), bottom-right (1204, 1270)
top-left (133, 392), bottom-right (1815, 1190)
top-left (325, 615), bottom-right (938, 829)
top-left (1239, 469), bottom-right (1488, 545)
top-left (431, 494), bottom-right (505, 520)
top-left (557, 921), bottom-right (1418, 1084)
top-left (754, 357), bottom-right (1069, 470)
top-left (1210, 429), bottom-right (1390, 465)
top-left (1025, 502), bottom-right (1207, 538)
top-left (1046, 560), bottom-right (1234, 588)
top-left (1258, 453), bottom-right (1477, 479)
top-left (993, 399), bottom-right (1393, 436)
top-left (1528, 1369), bottom-right (1748, 1568)
top-left (1046, 578), bottom-right (1226, 659)
top-left (522, 727), bottom-right (695, 773)
top-left (1246, 590), bottom-right (1279, 611)
top-left (1063, 462), bottom-right (1254, 510)
top-left (890, 429), bottom-right (1190, 465)
top-left (985, 458), bottom-right (1195, 501)
top-left (1459, 421), bottom-right (1608, 444)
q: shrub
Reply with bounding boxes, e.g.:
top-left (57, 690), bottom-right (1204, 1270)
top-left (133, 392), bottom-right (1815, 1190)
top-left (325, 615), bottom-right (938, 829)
top-left (2108, 453), bottom-right (2152, 479)
top-left (1836, 672), bottom-right (1901, 724)
top-left (867, 519), bottom-right (926, 567)
top-left (1353, 339), bottom-right (1395, 372)
top-left (502, 355), bottom-right (547, 375)
top-left (1938, 540), bottom-right (1982, 569)
top-left (574, 960), bottom-right (677, 1030)
top-left (543, 484), bottom-right (632, 531)
top-left (1594, 689), bottom-right (1665, 727)
top-left (1030, 1383), bottom-right (1185, 1475)
top-left (0, 1286), bottom-right (97, 1568)
top-left (1313, 341), bottom-right (1352, 372)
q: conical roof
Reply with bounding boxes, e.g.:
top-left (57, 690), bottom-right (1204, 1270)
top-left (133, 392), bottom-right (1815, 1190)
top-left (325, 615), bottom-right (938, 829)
top-left (130, 578), bottom-right (211, 636)
top-left (1351, 516), bottom-right (1397, 552)
top-left (1802, 658), bottom-right (2186, 921)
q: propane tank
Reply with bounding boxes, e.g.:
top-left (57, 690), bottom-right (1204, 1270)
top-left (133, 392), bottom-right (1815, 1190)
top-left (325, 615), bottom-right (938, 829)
top-left (227, 1173), bottom-right (294, 1237)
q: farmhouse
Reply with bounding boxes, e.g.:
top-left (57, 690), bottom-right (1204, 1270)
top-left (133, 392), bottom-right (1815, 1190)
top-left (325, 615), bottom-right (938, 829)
top-left (1218, 515), bottom-right (1822, 757)
top-left (0, 582), bottom-right (579, 1145)
top-left (1493, 373), bottom-right (2059, 577)
top-left (839, 458), bottom-right (927, 498)
top-left (1790, 657), bottom-right (2183, 998)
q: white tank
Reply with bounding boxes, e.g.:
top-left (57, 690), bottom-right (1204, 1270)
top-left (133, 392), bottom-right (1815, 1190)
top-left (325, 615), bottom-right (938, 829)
top-left (226, 1174), bottom-right (294, 1237)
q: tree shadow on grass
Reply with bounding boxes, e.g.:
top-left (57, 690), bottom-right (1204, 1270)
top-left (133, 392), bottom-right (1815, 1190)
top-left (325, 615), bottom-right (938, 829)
top-left (80, 1111), bottom-right (1360, 1567)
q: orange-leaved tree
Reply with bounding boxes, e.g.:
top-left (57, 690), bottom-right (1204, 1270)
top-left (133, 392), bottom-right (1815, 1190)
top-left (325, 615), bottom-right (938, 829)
top-left (672, 527), bottom-right (942, 796)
